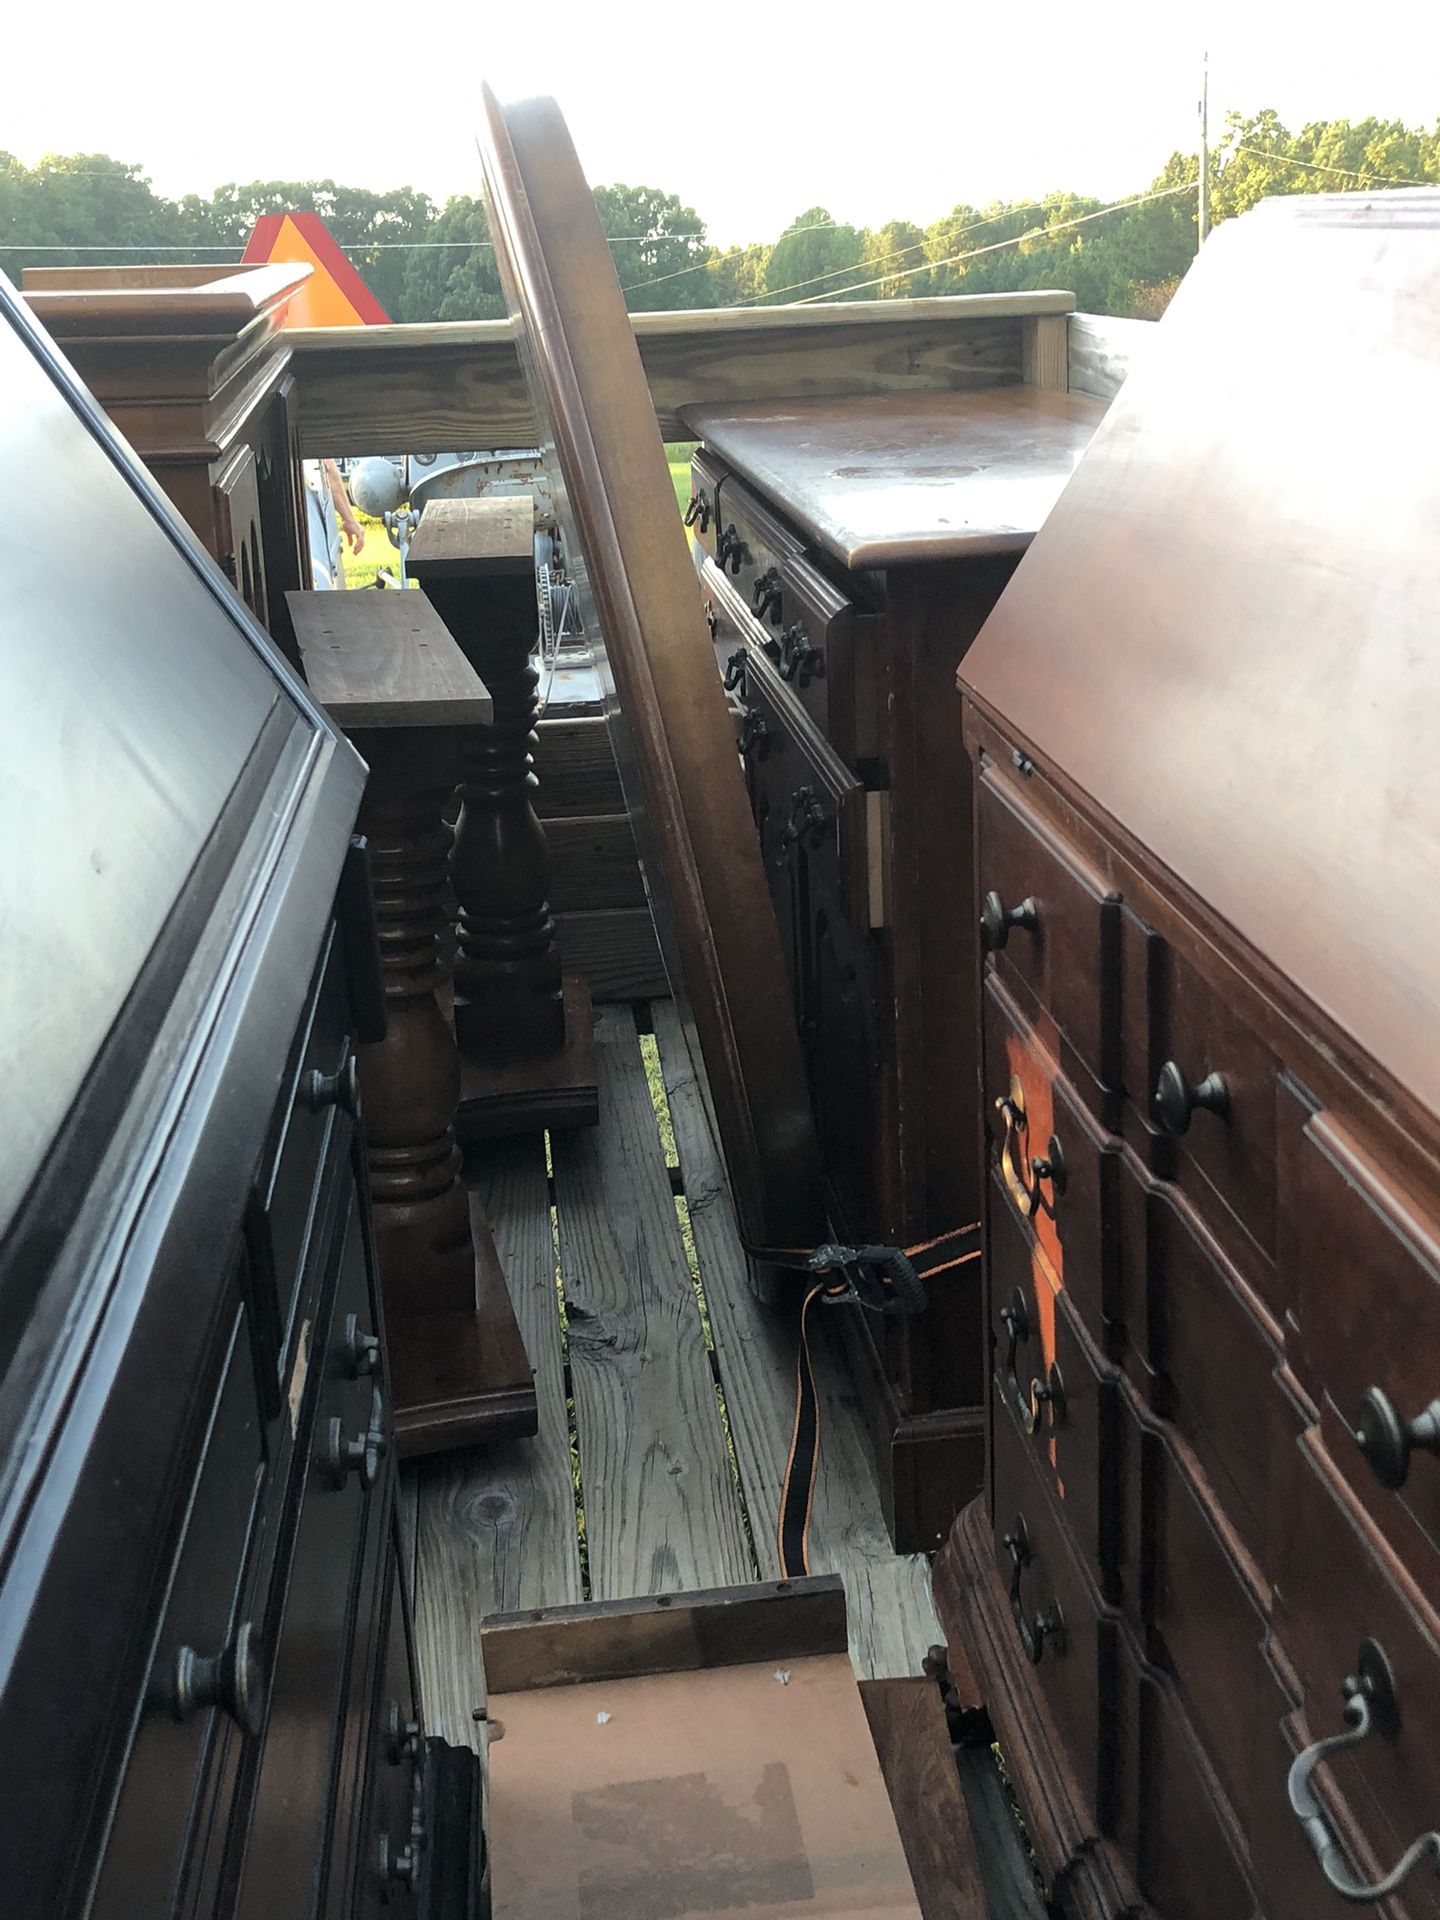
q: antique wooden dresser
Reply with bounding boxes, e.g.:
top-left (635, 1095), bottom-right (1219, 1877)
top-left (937, 192), bottom-right (1440, 1917)
top-left (0, 282), bottom-right (480, 1917)
top-left (685, 387), bottom-right (1103, 1549)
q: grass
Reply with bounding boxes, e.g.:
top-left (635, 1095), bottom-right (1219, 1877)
top-left (666, 440), bottom-right (699, 518)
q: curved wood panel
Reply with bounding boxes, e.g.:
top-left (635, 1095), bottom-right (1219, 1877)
top-left (476, 89), bottom-right (823, 1252)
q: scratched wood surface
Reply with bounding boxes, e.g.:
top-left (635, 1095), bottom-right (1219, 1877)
top-left (287, 588), bottom-right (493, 728)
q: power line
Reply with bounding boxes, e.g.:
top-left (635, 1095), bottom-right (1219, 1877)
top-left (1228, 144), bottom-right (1429, 189)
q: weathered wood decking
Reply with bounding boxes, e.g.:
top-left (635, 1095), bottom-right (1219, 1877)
top-left (401, 999), bottom-right (939, 1746)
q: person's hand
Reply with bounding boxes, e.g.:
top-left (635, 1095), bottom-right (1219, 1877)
top-left (341, 515), bottom-right (366, 557)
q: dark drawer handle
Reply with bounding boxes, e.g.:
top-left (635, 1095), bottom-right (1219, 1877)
top-left (1288, 1639), bottom-right (1440, 1902)
top-left (1354, 1386), bottom-right (1440, 1490)
top-left (737, 710), bottom-right (770, 760)
top-left (722, 647), bottom-right (747, 692)
top-left (301, 1053), bottom-right (359, 1116)
top-left (386, 1699), bottom-right (423, 1766)
top-left (683, 490), bottom-right (710, 532)
top-left (1153, 1060), bottom-right (1229, 1137)
top-left (325, 1384), bottom-right (387, 1490)
top-left (343, 1312), bottom-right (380, 1379)
top-left (778, 624), bottom-right (822, 688)
top-left (782, 785), bottom-right (828, 849)
top-left (705, 602), bottom-right (718, 640)
top-left (717, 524), bottom-right (749, 575)
top-left (980, 890), bottom-right (1038, 953)
top-left (996, 1093), bottom-right (1065, 1223)
top-left (172, 1618), bottom-right (265, 1739)
top-left (998, 1285), bottom-right (1031, 1418)
top-left (1002, 1517), bottom-right (1066, 1665)
top-left (751, 567), bottom-right (783, 624)
top-left (1029, 1363), bottom-right (1067, 1433)
top-left (375, 1830), bottom-right (417, 1899)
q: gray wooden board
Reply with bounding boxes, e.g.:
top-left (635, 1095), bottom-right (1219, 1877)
top-left (411, 1133), bottom-right (580, 1749)
top-left (550, 1005), bottom-right (753, 1599)
top-left (408, 493), bottom-right (533, 576)
top-left (555, 907), bottom-right (667, 1001)
top-left (652, 1000), bottom-right (941, 1680)
top-left (286, 587), bottom-right (493, 727)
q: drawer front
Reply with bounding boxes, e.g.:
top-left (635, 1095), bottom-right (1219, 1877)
top-left (249, 926), bottom-right (355, 1392)
top-left (1284, 1093), bottom-right (1440, 1571)
top-left (989, 1181), bottom-right (1117, 1588)
top-left (685, 448), bottom-right (727, 563)
top-left (992, 1408), bottom-right (1112, 1822)
top-left (1142, 1184), bottom-right (1291, 1572)
top-left (983, 973), bottom-right (1122, 1347)
top-left (768, 554), bottom-right (866, 760)
top-left (236, 1197), bottom-right (385, 1919)
top-left (1279, 1437), bottom-right (1440, 1911)
top-left (1141, 939), bottom-right (1279, 1276)
top-left (356, 1556), bottom-right (424, 1919)
top-left (712, 475), bottom-right (805, 640)
top-left (89, 1311), bottom-right (265, 1920)
top-left (976, 766), bottom-right (1121, 1107)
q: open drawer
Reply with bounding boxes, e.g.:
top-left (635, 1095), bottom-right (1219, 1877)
top-left (479, 1578), bottom-right (981, 1919)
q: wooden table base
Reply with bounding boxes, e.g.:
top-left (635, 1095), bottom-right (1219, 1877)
top-left (456, 973), bottom-right (599, 1142)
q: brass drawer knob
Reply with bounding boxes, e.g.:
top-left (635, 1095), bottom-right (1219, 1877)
top-left (1354, 1386), bottom-right (1440, 1490)
top-left (1288, 1639), bottom-right (1440, 1901)
top-left (1153, 1060), bottom-right (1229, 1137)
top-left (171, 1619), bottom-right (265, 1739)
top-left (980, 890), bottom-right (1038, 952)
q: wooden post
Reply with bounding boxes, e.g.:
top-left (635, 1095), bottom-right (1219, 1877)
top-left (409, 496), bottom-right (599, 1140)
top-left (288, 588), bottom-right (539, 1455)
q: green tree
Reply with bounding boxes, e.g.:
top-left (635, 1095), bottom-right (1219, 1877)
top-left (592, 183), bottom-right (708, 311)
top-left (195, 177), bottom-right (433, 316)
top-left (864, 220), bottom-right (934, 298)
top-left (398, 195), bottom-right (504, 322)
top-left (762, 208), bottom-right (865, 303)
top-left (705, 242), bottom-right (769, 306)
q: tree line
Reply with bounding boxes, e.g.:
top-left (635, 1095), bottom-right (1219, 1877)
top-left (4, 109), bottom-right (1437, 322)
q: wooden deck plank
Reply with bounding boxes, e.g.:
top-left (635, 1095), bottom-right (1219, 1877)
top-left (652, 1000), bottom-right (941, 1679)
top-left (411, 1133), bottom-right (580, 1748)
top-left (549, 1005), bottom-right (753, 1600)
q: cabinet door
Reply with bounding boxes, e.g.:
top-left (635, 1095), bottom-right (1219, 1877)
top-left (214, 443), bottom-right (269, 627)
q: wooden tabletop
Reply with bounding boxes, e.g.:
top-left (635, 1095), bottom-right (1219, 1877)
top-left (682, 387), bottom-right (1105, 570)
top-left (407, 494), bottom-right (534, 578)
top-left (287, 589), bottom-right (493, 728)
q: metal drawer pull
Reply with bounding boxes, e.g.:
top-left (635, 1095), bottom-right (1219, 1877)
top-left (980, 890), bottom-right (1038, 952)
top-left (342, 1312), bottom-right (380, 1379)
top-left (1153, 1060), bottom-right (1229, 1137)
top-left (386, 1699), bottom-right (423, 1766)
top-left (751, 567), bottom-right (783, 624)
top-left (300, 1052), bottom-right (359, 1116)
top-left (325, 1385), bottom-right (388, 1490)
top-left (1002, 1517), bottom-right (1066, 1665)
top-left (782, 786), bottom-right (827, 849)
top-left (722, 648), bottom-right (747, 692)
top-left (1029, 1364), bottom-right (1067, 1433)
top-left (737, 710), bottom-right (769, 760)
top-left (717, 524), bottom-right (749, 574)
top-left (999, 1286), bottom-right (1031, 1419)
top-left (705, 602), bottom-right (718, 640)
top-left (683, 491), bottom-right (710, 532)
top-left (1354, 1386), bottom-right (1440, 1490)
top-left (375, 1831), bottom-right (417, 1899)
top-left (171, 1619), bottom-right (265, 1739)
top-left (1288, 1639), bottom-right (1440, 1902)
top-left (778, 624), bottom-right (822, 687)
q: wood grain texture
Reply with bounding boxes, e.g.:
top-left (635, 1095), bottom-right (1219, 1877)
top-left (859, 1679), bottom-right (989, 1919)
top-left (407, 494), bottom-right (532, 576)
top-left (652, 1000), bottom-right (942, 1680)
top-left (288, 292), bottom-right (1076, 455)
top-left (1021, 313), bottom-right (1068, 392)
top-left (549, 1005), bottom-right (752, 1598)
top-left (411, 1134), bottom-right (580, 1749)
top-left (554, 906), bottom-right (667, 1001)
top-left (545, 812), bottom-right (646, 911)
top-left (534, 715), bottom-right (625, 817)
top-left (288, 589), bottom-right (492, 728)
top-left (1066, 311), bottom-right (1150, 400)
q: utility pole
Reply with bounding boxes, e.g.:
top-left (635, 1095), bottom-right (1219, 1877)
top-left (1198, 51), bottom-right (1210, 246)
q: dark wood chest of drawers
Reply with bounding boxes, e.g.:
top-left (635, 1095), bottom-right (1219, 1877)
top-left (687, 389), bottom-right (1103, 1550)
top-left (0, 281), bottom-right (480, 1920)
top-left (938, 193), bottom-right (1440, 1917)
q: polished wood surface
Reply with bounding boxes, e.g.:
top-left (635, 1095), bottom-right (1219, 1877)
top-left (288, 588), bottom-right (494, 728)
top-left (963, 191), bottom-right (1440, 1140)
top-left (476, 88), bottom-right (823, 1253)
top-left (684, 388), bottom-right (1104, 569)
top-left (286, 290), bottom-right (1075, 455)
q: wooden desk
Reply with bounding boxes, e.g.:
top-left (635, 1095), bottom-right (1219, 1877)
top-left (290, 587), bottom-right (538, 1455)
top-left (409, 496), bottom-right (599, 1137)
top-left (685, 386), bottom-right (1105, 1550)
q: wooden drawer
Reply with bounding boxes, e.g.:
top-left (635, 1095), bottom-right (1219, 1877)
top-left (1136, 936), bottom-right (1280, 1280)
top-left (975, 764), bottom-right (1121, 1112)
top-left (712, 473), bottom-right (805, 640)
top-left (992, 1407), bottom-right (1114, 1823)
top-left (1283, 1089), bottom-right (1440, 1573)
top-left (765, 553), bottom-right (869, 762)
top-left (989, 1179), bottom-right (1118, 1593)
top-left (685, 447), bottom-right (727, 563)
top-left (1112, 1636), bottom-right (1257, 1920)
top-left (983, 972), bottom-right (1123, 1349)
top-left (353, 1549), bottom-right (423, 1919)
top-left (235, 1195), bottom-right (384, 1918)
top-left (248, 925), bottom-right (355, 1401)
top-left (89, 1310), bottom-right (266, 1920)
top-left (1140, 1181), bottom-right (1292, 1573)
top-left (1277, 1437), bottom-right (1440, 1915)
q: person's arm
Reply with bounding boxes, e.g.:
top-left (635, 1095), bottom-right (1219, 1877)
top-left (324, 460), bottom-right (366, 556)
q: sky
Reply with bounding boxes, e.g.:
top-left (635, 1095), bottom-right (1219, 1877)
top-left (8, 0), bottom-right (1440, 247)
